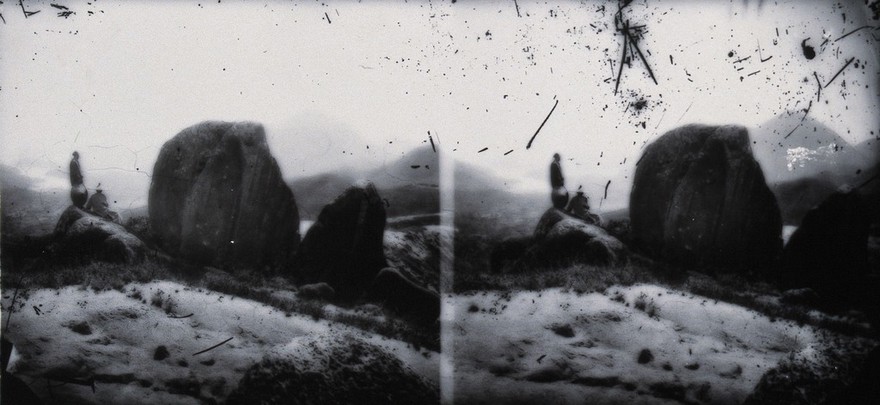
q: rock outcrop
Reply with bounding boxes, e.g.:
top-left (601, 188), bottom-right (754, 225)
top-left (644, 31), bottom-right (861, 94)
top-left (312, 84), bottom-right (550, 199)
top-left (295, 181), bottom-right (387, 299)
top-left (148, 121), bottom-right (299, 270)
top-left (70, 184), bottom-right (88, 209)
top-left (54, 206), bottom-right (145, 263)
top-left (370, 223), bottom-right (446, 321)
top-left (531, 208), bottom-right (627, 266)
top-left (490, 208), bottom-right (627, 272)
top-left (630, 124), bottom-right (782, 268)
top-left (781, 188), bottom-right (869, 296)
top-left (383, 225), bottom-right (446, 290)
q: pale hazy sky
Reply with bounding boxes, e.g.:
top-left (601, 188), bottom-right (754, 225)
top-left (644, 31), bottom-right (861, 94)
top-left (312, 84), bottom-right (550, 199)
top-left (1, 0), bottom-right (878, 210)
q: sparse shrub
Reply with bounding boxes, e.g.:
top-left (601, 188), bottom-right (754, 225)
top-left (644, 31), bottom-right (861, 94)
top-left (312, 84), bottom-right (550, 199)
top-left (123, 215), bottom-right (152, 243)
top-left (150, 290), bottom-right (177, 314)
top-left (226, 337), bottom-right (439, 405)
top-left (634, 292), bottom-right (659, 318)
top-left (605, 218), bottom-right (632, 245)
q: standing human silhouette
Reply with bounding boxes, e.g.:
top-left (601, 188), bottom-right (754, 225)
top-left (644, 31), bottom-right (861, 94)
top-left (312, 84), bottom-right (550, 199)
top-left (69, 151), bottom-right (88, 208)
top-left (549, 153), bottom-right (568, 209)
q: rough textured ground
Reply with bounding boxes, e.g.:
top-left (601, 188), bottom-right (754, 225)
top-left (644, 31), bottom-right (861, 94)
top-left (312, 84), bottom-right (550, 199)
top-left (227, 336), bottom-right (439, 404)
top-left (449, 285), bottom-right (876, 405)
top-left (2, 281), bottom-right (438, 404)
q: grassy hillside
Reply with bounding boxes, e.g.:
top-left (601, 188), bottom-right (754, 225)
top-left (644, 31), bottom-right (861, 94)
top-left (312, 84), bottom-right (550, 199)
top-left (1, 164), bottom-right (70, 237)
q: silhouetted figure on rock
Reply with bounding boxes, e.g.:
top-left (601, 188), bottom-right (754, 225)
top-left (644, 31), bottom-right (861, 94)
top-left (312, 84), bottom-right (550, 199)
top-left (69, 151), bottom-right (88, 208)
top-left (566, 188), bottom-right (600, 225)
top-left (85, 184), bottom-right (120, 223)
top-left (550, 153), bottom-right (568, 209)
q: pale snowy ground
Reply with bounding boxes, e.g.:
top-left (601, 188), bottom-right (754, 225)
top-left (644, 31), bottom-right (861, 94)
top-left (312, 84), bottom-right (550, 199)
top-left (449, 285), bottom-right (873, 405)
top-left (3, 281), bottom-right (438, 404)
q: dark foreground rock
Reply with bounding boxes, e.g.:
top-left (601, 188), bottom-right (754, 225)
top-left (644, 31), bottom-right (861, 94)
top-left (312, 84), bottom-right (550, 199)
top-left (2, 338), bottom-right (43, 405)
top-left (369, 267), bottom-right (440, 322)
top-left (295, 181), bottom-right (387, 299)
top-left (744, 343), bottom-right (879, 405)
top-left (630, 124), bottom-right (782, 269)
top-left (226, 336), bottom-right (438, 405)
top-left (149, 121), bottom-right (299, 270)
top-left (53, 205), bottom-right (145, 264)
top-left (781, 188), bottom-right (869, 301)
top-left (490, 236), bottom-right (533, 273)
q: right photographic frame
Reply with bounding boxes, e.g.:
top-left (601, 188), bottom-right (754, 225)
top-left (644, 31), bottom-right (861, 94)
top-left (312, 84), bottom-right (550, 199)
top-left (444, 1), bottom-right (880, 404)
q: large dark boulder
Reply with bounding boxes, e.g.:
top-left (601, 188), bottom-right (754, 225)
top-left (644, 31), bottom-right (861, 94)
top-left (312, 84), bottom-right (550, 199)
top-left (295, 181), bottom-right (387, 299)
top-left (630, 124), bottom-right (782, 269)
top-left (53, 205), bottom-right (146, 263)
top-left (781, 189), bottom-right (869, 297)
top-left (148, 121), bottom-right (299, 270)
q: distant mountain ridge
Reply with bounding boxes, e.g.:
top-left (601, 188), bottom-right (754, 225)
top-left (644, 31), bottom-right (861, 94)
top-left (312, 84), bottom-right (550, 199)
top-left (1, 164), bottom-right (72, 236)
top-left (752, 113), bottom-right (874, 185)
top-left (288, 145), bottom-right (440, 220)
top-left (752, 114), bottom-right (879, 225)
top-left (287, 144), bottom-right (548, 232)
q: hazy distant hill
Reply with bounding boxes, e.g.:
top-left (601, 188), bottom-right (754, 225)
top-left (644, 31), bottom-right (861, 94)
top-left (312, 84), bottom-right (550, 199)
top-left (454, 160), bottom-right (544, 213)
top-left (751, 114), bottom-right (879, 224)
top-left (287, 172), bottom-right (358, 219)
top-left (372, 145), bottom-right (439, 189)
top-left (452, 159), bottom-right (545, 238)
top-left (289, 145), bottom-right (440, 220)
top-left (752, 113), bottom-right (872, 185)
top-left (0, 164), bottom-right (69, 237)
top-left (288, 144), bottom-right (547, 232)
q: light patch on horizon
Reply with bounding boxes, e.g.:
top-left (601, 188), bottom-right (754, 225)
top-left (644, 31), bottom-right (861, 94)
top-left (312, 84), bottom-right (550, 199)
top-left (785, 143), bottom-right (841, 171)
